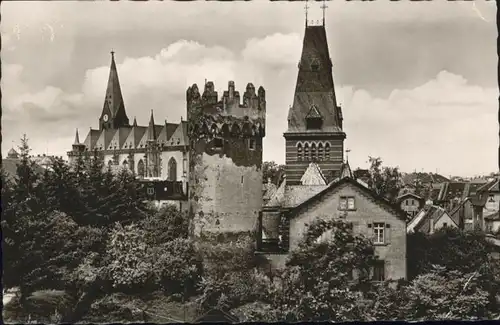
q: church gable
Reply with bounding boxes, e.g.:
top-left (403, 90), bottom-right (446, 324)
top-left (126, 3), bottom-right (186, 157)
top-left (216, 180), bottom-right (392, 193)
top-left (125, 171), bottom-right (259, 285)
top-left (300, 162), bottom-right (327, 185)
top-left (95, 129), bottom-right (117, 151)
top-left (108, 127), bottom-right (131, 150)
top-left (167, 121), bottom-right (188, 147)
top-left (83, 129), bottom-right (101, 150)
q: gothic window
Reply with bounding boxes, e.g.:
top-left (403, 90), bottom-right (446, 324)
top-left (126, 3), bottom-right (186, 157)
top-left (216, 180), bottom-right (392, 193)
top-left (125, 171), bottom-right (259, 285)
top-left (318, 143), bottom-right (324, 161)
top-left (137, 159), bottom-right (145, 178)
top-left (168, 157), bottom-right (177, 181)
top-left (304, 143), bottom-right (309, 161)
top-left (325, 142), bottom-right (331, 160)
top-left (123, 160), bottom-right (128, 168)
top-left (311, 143), bottom-right (316, 161)
top-left (297, 143), bottom-right (303, 161)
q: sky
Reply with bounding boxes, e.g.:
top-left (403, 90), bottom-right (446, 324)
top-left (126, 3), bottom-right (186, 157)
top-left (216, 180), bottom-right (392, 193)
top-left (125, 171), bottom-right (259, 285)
top-left (1, 1), bottom-right (498, 177)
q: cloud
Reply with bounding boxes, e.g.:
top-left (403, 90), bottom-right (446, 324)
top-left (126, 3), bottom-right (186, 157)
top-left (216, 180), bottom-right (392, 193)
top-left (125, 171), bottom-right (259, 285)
top-left (338, 70), bottom-right (497, 176)
top-left (2, 31), bottom-right (497, 177)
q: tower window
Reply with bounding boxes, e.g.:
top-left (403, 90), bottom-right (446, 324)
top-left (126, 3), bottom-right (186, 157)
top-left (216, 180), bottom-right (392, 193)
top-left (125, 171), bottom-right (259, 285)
top-left (249, 139), bottom-right (256, 150)
top-left (310, 59), bottom-right (319, 71)
top-left (318, 143), bottom-right (323, 161)
top-left (213, 137), bottom-right (224, 149)
top-left (325, 143), bottom-right (330, 160)
top-left (311, 143), bottom-right (316, 161)
top-left (304, 143), bottom-right (309, 161)
top-left (297, 143), bottom-right (303, 161)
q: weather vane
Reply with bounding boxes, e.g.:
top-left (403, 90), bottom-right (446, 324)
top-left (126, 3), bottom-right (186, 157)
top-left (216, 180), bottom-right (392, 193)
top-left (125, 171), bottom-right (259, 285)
top-left (304, 0), bottom-right (309, 27)
top-left (321, 0), bottom-right (328, 26)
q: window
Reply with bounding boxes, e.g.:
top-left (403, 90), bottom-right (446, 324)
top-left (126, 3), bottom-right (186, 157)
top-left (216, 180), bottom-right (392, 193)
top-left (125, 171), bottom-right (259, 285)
top-left (373, 223), bottom-right (385, 244)
top-left (372, 260), bottom-right (385, 281)
top-left (411, 199), bottom-right (415, 205)
top-left (297, 143), bottom-right (303, 161)
top-left (213, 137), bottom-right (224, 149)
top-left (325, 143), bottom-right (330, 160)
top-left (306, 117), bottom-right (322, 130)
top-left (339, 196), bottom-right (355, 210)
top-left (443, 222), bottom-right (448, 227)
top-left (311, 143), bottom-right (316, 161)
top-left (405, 200), bottom-right (409, 206)
top-left (318, 143), bottom-right (323, 161)
top-left (137, 159), bottom-right (145, 178)
top-left (168, 157), bottom-right (177, 181)
top-left (249, 139), bottom-right (256, 150)
top-left (304, 143), bottom-right (309, 160)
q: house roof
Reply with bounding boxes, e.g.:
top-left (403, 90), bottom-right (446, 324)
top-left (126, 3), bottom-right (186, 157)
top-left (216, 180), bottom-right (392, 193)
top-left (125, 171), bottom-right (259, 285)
top-left (407, 205), bottom-right (455, 233)
top-left (485, 211), bottom-right (500, 221)
top-left (396, 192), bottom-right (424, 203)
top-left (477, 178), bottom-right (500, 193)
top-left (289, 177), bottom-right (407, 221)
top-left (402, 172), bottom-right (450, 186)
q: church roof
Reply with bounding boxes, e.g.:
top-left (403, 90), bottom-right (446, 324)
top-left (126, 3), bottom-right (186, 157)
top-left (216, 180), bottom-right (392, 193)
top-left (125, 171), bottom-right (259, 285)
top-left (339, 161), bottom-right (353, 179)
top-left (104, 51), bottom-right (127, 119)
top-left (286, 25), bottom-right (343, 134)
top-left (300, 162), bottom-right (327, 185)
top-left (7, 148), bottom-right (19, 159)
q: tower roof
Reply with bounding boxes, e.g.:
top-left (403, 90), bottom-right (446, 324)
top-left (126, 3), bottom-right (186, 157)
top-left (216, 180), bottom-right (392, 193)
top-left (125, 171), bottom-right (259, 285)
top-left (339, 161), bottom-right (353, 179)
top-left (103, 51), bottom-right (128, 120)
top-left (286, 25), bottom-right (343, 134)
top-left (147, 110), bottom-right (156, 140)
top-left (73, 128), bottom-right (81, 145)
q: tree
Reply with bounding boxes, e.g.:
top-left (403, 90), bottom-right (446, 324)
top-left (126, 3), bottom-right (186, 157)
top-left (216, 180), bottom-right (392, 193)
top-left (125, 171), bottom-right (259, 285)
top-left (139, 205), bottom-right (189, 246)
top-left (262, 161), bottom-right (285, 185)
top-left (367, 157), bottom-right (402, 203)
top-left (270, 219), bottom-right (376, 322)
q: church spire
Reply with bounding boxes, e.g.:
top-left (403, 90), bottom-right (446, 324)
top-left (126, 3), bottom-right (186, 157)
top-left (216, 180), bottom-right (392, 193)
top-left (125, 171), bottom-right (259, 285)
top-left (100, 51), bottom-right (129, 129)
top-left (74, 128), bottom-right (80, 145)
top-left (133, 116), bottom-right (137, 127)
top-left (147, 110), bottom-right (156, 140)
top-left (321, 0), bottom-right (328, 26)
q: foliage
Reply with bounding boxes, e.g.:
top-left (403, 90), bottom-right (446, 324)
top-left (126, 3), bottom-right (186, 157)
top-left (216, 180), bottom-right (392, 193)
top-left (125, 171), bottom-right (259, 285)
top-left (153, 238), bottom-right (203, 297)
top-left (367, 156), bottom-right (402, 203)
top-left (270, 219), bottom-right (376, 322)
top-left (80, 293), bottom-right (146, 323)
top-left (402, 269), bottom-right (490, 321)
top-left (360, 281), bottom-right (408, 321)
top-left (262, 160), bottom-right (285, 185)
top-left (105, 223), bottom-right (157, 292)
top-left (139, 205), bottom-right (190, 245)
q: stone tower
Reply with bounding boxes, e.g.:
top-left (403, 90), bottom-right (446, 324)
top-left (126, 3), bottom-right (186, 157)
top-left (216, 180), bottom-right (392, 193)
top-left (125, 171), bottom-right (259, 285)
top-left (187, 81), bottom-right (266, 239)
top-left (145, 110), bottom-right (161, 178)
top-left (68, 128), bottom-right (86, 165)
top-left (99, 51), bottom-right (130, 130)
top-left (283, 22), bottom-right (346, 185)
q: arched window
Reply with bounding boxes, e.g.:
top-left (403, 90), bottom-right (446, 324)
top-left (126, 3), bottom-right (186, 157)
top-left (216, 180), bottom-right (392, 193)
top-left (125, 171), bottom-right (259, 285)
top-left (311, 143), bottom-right (316, 161)
top-left (137, 159), bottom-right (145, 178)
top-left (297, 143), bottom-right (303, 161)
top-left (304, 143), bottom-right (309, 161)
top-left (318, 143), bottom-right (324, 161)
top-left (123, 160), bottom-right (128, 170)
top-left (325, 143), bottom-right (331, 160)
top-left (108, 160), bottom-right (113, 168)
top-left (168, 157), bottom-right (177, 181)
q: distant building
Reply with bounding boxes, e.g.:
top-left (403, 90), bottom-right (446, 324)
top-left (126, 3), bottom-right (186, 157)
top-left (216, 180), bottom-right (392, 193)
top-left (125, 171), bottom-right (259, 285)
top-left (407, 205), bottom-right (457, 234)
top-left (2, 148), bottom-right (47, 183)
top-left (477, 178), bottom-right (500, 219)
top-left (449, 196), bottom-right (486, 231)
top-left (396, 193), bottom-right (425, 220)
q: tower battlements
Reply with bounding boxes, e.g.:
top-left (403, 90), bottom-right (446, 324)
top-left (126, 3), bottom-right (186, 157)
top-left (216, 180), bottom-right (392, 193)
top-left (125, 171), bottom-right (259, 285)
top-left (186, 81), bottom-right (266, 126)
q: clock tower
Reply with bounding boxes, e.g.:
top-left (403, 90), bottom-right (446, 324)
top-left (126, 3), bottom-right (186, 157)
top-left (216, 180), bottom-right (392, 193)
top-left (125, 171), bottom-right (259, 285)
top-left (99, 51), bottom-right (130, 130)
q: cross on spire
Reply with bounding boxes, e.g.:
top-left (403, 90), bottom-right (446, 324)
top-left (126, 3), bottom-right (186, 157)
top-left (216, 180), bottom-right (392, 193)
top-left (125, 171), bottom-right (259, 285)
top-left (111, 50), bottom-right (115, 57)
top-left (304, 0), bottom-right (309, 27)
top-left (345, 148), bottom-right (351, 162)
top-left (321, 0), bottom-right (328, 26)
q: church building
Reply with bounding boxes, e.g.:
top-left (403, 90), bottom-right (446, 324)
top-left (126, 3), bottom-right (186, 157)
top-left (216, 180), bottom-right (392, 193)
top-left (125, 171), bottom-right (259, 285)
top-left (257, 17), bottom-right (407, 281)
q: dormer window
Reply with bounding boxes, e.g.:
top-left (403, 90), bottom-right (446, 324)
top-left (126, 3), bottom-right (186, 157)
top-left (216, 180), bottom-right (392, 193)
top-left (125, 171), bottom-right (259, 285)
top-left (305, 105), bottom-right (323, 130)
top-left (310, 59), bottom-right (319, 71)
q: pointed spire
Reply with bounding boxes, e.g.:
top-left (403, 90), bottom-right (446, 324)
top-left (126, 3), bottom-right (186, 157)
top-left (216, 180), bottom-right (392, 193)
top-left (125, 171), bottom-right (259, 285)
top-left (133, 116), bottom-right (137, 127)
top-left (339, 160), bottom-right (353, 179)
top-left (321, 0), bottom-right (328, 26)
top-left (103, 50), bottom-right (129, 126)
top-left (147, 110), bottom-right (156, 140)
top-left (74, 128), bottom-right (80, 145)
top-left (304, 0), bottom-right (309, 27)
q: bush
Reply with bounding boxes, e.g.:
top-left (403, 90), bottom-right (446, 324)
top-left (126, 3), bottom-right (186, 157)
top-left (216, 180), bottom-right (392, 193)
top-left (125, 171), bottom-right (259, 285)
top-left (80, 293), bottom-right (146, 323)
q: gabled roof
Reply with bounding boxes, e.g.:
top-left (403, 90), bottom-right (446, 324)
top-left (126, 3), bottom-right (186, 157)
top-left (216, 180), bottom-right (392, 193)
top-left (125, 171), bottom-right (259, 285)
top-left (300, 162), bottom-right (327, 185)
top-left (436, 182), bottom-right (467, 202)
top-left (123, 125), bottom-right (147, 149)
top-left (7, 148), bottom-right (19, 159)
top-left (83, 128), bottom-right (101, 150)
top-left (95, 129), bottom-right (117, 151)
top-left (108, 127), bottom-right (132, 150)
top-left (339, 161), bottom-right (353, 180)
top-left (265, 176), bottom-right (287, 207)
top-left (477, 178), bottom-right (500, 193)
top-left (167, 121), bottom-right (188, 147)
top-left (396, 192), bottom-right (424, 203)
top-left (289, 177), bottom-right (407, 221)
top-left (407, 205), bottom-right (456, 233)
top-left (305, 105), bottom-right (323, 119)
